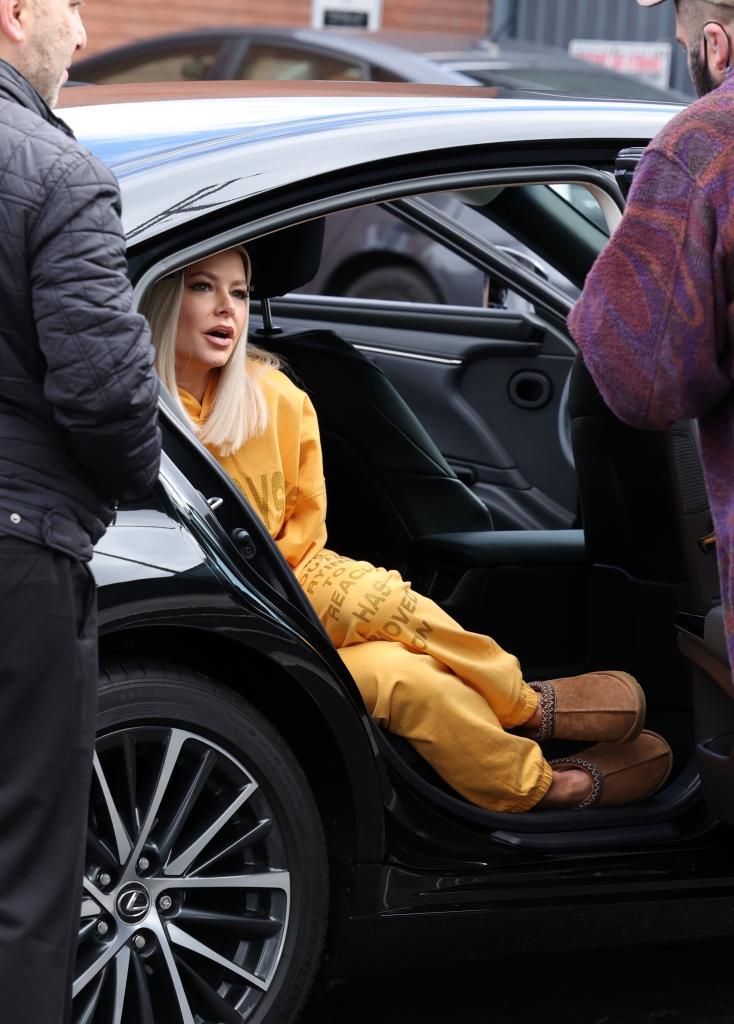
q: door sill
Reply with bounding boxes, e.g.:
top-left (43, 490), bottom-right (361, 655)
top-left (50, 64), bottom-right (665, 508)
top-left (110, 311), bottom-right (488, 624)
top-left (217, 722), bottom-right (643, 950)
top-left (379, 731), bottom-right (707, 843)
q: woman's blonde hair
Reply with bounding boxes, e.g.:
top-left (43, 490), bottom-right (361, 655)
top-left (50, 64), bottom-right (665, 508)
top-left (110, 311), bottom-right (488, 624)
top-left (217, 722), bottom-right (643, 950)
top-left (140, 246), bottom-right (279, 457)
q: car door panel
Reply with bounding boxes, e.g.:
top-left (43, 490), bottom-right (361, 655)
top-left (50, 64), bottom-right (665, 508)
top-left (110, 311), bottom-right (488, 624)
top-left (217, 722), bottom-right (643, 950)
top-left (262, 297), bottom-right (576, 529)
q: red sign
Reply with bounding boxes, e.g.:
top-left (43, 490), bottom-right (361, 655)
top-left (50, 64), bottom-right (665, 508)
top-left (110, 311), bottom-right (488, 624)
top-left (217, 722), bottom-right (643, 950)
top-left (569, 39), bottom-right (672, 90)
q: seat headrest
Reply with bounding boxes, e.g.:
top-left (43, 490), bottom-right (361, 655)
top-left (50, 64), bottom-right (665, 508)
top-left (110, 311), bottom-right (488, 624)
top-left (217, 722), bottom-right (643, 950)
top-left (246, 219), bottom-right (325, 299)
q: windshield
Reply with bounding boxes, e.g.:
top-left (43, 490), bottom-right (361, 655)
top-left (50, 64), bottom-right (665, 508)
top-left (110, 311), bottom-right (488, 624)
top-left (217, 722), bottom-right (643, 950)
top-left (453, 65), bottom-right (684, 102)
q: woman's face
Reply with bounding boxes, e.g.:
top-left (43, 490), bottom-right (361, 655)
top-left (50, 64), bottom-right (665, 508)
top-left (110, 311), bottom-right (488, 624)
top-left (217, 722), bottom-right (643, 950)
top-left (175, 249), bottom-right (250, 381)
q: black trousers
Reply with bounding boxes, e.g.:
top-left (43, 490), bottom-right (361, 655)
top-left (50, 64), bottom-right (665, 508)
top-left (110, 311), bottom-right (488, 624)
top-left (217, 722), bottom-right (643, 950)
top-left (0, 536), bottom-right (98, 1023)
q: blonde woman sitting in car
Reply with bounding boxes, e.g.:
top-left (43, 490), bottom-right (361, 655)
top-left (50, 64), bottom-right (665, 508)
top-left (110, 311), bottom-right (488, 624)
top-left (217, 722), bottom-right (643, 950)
top-left (141, 245), bottom-right (673, 814)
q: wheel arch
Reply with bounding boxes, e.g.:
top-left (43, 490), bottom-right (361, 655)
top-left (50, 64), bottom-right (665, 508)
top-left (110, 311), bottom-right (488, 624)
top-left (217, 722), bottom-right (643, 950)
top-left (98, 624), bottom-right (384, 871)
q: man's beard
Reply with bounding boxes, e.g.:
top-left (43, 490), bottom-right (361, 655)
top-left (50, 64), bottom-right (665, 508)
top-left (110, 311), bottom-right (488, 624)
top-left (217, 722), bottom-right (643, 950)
top-left (18, 19), bottom-right (68, 108)
top-left (689, 42), bottom-right (716, 96)
top-left (25, 66), bottom-right (63, 107)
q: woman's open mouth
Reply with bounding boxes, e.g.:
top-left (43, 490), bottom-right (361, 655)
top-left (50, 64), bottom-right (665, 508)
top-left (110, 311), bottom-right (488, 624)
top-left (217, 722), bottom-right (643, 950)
top-left (204, 326), bottom-right (234, 347)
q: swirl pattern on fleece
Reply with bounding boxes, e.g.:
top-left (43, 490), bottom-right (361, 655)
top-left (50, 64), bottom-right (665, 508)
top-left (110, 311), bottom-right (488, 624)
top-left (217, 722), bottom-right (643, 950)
top-left (569, 72), bottom-right (734, 663)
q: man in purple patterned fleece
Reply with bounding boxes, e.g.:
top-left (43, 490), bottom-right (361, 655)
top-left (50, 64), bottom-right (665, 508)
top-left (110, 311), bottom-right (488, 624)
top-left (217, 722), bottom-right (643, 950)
top-left (569, 0), bottom-right (734, 665)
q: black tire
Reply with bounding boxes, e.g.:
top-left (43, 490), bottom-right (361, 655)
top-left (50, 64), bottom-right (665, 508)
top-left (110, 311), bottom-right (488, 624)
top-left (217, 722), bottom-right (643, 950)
top-left (75, 659), bottom-right (328, 1024)
top-left (343, 264), bottom-right (441, 303)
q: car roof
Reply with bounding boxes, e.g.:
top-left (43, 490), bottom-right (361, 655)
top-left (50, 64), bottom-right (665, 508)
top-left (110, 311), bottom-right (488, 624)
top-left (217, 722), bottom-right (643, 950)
top-left (57, 81), bottom-right (681, 246)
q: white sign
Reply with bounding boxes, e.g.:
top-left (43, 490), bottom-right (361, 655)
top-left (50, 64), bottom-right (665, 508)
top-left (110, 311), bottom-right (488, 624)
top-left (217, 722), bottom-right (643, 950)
top-left (569, 39), bottom-right (672, 90)
top-left (312, 0), bottom-right (382, 29)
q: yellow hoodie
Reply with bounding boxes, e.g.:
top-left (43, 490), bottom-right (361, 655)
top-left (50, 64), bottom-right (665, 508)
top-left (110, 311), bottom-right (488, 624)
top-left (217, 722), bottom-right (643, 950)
top-left (179, 364), bottom-right (548, 814)
top-left (179, 366), bottom-right (328, 574)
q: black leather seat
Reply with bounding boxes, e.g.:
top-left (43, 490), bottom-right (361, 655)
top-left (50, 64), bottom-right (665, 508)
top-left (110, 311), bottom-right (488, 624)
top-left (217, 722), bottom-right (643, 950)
top-left (569, 354), bottom-right (718, 610)
top-left (568, 354), bottom-right (686, 582)
top-left (247, 219), bottom-right (493, 565)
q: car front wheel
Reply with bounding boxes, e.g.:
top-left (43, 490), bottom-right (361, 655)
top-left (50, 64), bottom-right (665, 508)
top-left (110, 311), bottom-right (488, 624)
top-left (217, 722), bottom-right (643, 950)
top-left (73, 660), bottom-right (328, 1024)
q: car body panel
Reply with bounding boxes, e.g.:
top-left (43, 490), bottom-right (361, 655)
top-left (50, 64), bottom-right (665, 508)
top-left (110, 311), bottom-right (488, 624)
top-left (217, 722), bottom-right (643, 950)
top-left (89, 443), bottom-right (388, 869)
top-left (59, 86), bottom-right (680, 244)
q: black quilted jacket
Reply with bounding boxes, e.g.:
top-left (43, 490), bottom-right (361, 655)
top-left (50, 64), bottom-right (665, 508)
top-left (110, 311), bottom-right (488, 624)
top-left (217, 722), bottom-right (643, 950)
top-left (0, 61), bottom-right (161, 561)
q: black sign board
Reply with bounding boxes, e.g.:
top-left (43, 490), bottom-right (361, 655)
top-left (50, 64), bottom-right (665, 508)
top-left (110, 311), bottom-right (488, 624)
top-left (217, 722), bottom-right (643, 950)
top-left (323, 10), bottom-right (370, 25)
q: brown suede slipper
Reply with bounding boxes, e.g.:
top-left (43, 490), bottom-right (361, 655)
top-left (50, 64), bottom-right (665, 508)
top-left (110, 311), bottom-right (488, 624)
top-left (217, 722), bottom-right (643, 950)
top-left (550, 730), bottom-right (673, 808)
top-left (527, 670), bottom-right (646, 744)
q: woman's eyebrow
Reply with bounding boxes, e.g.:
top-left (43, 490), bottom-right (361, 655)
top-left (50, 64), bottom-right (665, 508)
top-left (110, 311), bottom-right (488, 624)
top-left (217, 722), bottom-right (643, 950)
top-left (186, 269), bottom-right (249, 286)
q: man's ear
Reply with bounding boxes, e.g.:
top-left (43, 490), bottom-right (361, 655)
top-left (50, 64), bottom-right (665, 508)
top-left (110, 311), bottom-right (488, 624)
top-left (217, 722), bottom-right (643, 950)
top-left (704, 22), bottom-right (732, 73)
top-left (0, 0), bottom-right (26, 45)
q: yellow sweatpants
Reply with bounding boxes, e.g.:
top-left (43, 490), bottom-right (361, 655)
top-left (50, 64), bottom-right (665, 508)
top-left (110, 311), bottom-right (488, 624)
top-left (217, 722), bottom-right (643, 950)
top-left (297, 550), bottom-right (553, 813)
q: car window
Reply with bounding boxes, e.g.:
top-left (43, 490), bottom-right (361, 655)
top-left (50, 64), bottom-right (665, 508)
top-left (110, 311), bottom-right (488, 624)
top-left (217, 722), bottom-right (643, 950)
top-left (549, 183), bottom-right (609, 233)
top-left (83, 45), bottom-right (222, 84)
top-left (291, 178), bottom-right (603, 311)
top-left (369, 65), bottom-right (404, 83)
top-left (463, 181), bottom-right (610, 293)
top-left (237, 45), bottom-right (363, 81)
top-left (293, 201), bottom-right (536, 311)
top-left (430, 192), bottom-right (579, 300)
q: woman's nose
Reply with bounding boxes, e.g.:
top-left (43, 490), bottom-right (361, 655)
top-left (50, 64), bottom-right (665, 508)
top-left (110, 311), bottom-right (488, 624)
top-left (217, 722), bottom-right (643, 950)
top-left (215, 291), bottom-right (235, 314)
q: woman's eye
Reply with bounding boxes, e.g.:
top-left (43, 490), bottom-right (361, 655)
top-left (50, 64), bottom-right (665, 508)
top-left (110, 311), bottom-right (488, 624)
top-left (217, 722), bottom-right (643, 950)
top-left (190, 281), bottom-right (211, 292)
top-left (232, 289), bottom-right (249, 301)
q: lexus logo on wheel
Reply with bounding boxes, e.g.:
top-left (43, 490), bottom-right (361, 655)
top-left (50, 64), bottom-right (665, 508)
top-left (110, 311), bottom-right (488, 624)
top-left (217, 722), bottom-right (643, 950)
top-left (116, 883), bottom-right (151, 923)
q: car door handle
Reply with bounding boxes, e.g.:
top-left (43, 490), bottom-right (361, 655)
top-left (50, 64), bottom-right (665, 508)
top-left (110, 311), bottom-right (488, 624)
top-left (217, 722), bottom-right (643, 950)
top-left (508, 371), bottom-right (552, 410)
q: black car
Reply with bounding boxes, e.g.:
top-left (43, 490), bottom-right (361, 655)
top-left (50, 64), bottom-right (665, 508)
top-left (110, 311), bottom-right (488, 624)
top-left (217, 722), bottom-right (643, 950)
top-left (56, 82), bottom-right (733, 1024)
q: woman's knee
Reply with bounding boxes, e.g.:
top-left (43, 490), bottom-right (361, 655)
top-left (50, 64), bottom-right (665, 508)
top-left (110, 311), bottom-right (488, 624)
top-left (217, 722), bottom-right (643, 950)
top-left (352, 644), bottom-right (476, 727)
top-left (339, 641), bottom-right (439, 726)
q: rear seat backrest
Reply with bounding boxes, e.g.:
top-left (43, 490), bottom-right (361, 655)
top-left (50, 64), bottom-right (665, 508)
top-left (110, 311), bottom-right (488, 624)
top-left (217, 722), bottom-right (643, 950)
top-left (246, 218), bottom-right (493, 565)
top-left (256, 327), bottom-right (493, 565)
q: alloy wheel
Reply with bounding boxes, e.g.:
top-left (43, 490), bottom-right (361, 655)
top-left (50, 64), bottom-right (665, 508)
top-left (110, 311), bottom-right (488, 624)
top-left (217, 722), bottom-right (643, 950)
top-left (73, 725), bottom-right (291, 1024)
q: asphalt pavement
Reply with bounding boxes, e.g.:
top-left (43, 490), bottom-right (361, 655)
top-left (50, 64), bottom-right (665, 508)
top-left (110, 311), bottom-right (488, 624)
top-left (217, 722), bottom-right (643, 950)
top-left (300, 941), bottom-right (732, 1023)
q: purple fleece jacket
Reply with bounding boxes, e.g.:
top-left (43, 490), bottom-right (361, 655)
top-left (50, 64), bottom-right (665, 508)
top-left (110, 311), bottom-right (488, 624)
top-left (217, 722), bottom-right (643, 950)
top-left (568, 74), bottom-right (734, 664)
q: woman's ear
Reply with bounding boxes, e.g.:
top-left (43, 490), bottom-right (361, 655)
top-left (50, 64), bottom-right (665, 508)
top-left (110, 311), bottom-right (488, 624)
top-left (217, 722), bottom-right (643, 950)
top-left (0, 0), bottom-right (28, 45)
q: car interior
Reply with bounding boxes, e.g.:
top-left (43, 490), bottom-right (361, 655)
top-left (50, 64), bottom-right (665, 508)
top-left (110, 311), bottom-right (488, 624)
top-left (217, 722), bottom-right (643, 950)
top-left (150, 166), bottom-right (734, 845)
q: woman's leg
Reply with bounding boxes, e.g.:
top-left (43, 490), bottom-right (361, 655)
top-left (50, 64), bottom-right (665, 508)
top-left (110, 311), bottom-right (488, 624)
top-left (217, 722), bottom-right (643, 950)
top-left (338, 641), bottom-right (553, 812)
top-left (299, 550), bottom-right (536, 729)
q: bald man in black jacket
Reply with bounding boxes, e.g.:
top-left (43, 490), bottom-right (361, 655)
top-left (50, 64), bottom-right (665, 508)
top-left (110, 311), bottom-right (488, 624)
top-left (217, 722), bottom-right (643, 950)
top-left (0, 3), bottom-right (161, 1021)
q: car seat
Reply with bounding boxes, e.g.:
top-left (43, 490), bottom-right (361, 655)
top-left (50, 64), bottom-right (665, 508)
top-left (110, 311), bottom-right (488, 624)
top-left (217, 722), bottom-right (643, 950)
top-left (568, 352), bottom-right (719, 731)
top-left (568, 353), bottom-right (718, 613)
top-left (246, 219), bottom-right (493, 566)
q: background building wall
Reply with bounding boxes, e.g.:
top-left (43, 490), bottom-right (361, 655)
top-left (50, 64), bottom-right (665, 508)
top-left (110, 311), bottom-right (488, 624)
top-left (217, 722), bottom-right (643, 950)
top-left (492, 0), bottom-right (691, 95)
top-left (79, 0), bottom-right (492, 57)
